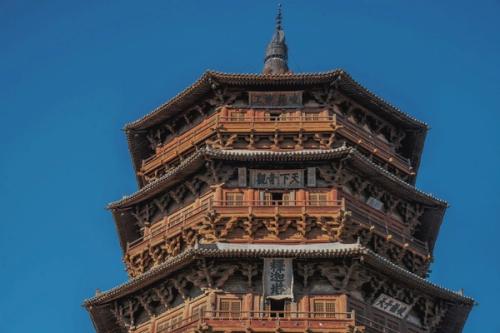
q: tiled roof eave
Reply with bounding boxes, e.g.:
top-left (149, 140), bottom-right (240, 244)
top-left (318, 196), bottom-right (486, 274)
top-left (108, 147), bottom-right (446, 210)
top-left (124, 70), bottom-right (428, 131)
top-left (107, 149), bottom-right (206, 209)
top-left (83, 244), bottom-right (473, 307)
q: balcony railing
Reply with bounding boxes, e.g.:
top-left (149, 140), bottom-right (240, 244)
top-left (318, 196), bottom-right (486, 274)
top-left (164, 310), bottom-right (356, 333)
top-left (343, 194), bottom-right (429, 254)
top-left (126, 202), bottom-right (210, 250)
top-left (356, 313), bottom-right (426, 333)
top-left (212, 199), bottom-right (345, 217)
top-left (218, 114), bottom-right (338, 132)
top-left (140, 114), bottom-right (338, 175)
top-left (126, 199), bottom-right (344, 251)
top-left (126, 196), bottom-right (427, 258)
top-left (140, 108), bottom-right (413, 179)
top-left (335, 113), bottom-right (411, 171)
top-left (141, 115), bottom-right (219, 173)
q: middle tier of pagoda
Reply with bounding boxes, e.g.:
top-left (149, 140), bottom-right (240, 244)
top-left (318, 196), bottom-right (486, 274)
top-left (110, 147), bottom-right (445, 279)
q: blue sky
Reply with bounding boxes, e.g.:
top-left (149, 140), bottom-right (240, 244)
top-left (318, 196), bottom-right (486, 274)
top-left (0, 1), bottom-right (499, 332)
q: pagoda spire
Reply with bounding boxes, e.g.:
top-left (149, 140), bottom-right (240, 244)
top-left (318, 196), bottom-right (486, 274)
top-left (263, 4), bottom-right (290, 74)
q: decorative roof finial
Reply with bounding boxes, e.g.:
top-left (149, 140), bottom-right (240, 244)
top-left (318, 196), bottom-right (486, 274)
top-left (276, 3), bottom-right (282, 30)
top-left (263, 4), bottom-right (290, 75)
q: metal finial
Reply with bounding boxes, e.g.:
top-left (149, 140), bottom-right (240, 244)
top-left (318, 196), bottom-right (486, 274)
top-left (263, 3), bottom-right (289, 74)
top-left (276, 4), bottom-right (282, 30)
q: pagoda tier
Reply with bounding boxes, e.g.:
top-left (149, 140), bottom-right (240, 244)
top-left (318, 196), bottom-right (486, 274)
top-left (109, 148), bottom-right (445, 278)
top-left (85, 243), bottom-right (473, 333)
top-left (126, 71), bottom-right (427, 188)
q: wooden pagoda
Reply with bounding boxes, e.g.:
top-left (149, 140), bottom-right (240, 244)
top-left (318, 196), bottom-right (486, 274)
top-left (84, 7), bottom-right (473, 333)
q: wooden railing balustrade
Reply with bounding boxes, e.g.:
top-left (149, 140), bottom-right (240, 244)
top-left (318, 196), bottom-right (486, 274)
top-left (126, 197), bottom-right (428, 257)
top-left (163, 310), bottom-right (357, 333)
top-left (140, 108), bottom-right (412, 179)
top-left (212, 199), bottom-right (345, 216)
top-left (356, 313), bottom-right (426, 333)
top-left (126, 199), bottom-right (344, 251)
top-left (346, 201), bottom-right (429, 254)
top-left (126, 202), bottom-right (210, 250)
top-left (154, 310), bottom-right (425, 333)
top-left (140, 113), bottom-right (337, 175)
top-left (141, 115), bottom-right (219, 170)
top-left (335, 112), bottom-right (411, 171)
top-left (218, 114), bottom-right (338, 133)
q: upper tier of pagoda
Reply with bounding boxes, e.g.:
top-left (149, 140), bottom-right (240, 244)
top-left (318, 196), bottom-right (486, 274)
top-left (125, 70), bottom-right (428, 187)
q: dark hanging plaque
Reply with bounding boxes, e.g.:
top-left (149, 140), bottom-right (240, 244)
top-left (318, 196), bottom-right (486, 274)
top-left (249, 91), bottom-right (303, 108)
top-left (249, 169), bottom-right (304, 188)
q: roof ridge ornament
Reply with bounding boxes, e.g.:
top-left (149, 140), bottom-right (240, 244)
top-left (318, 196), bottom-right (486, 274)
top-left (263, 4), bottom-right (290, 75)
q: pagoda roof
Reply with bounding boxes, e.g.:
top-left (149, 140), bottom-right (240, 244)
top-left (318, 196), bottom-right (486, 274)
top-left (84, 242), bottom-right (473, 333)
top-left (125, 70), bottom-right (427, 131)
top-left (124, 70), bottom-right (429, 179)
top-left (110, 147), bottom-right (447, 252)
top-left (110, 147), bottom-right (445, 209)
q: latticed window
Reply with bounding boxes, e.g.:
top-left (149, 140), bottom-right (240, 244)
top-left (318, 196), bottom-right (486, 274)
top-left (305, 112), bottom-right (320, 121)
top-left (219, 298), bottom-right (241, 318)
top-left (309, 192), bottom-right (328, 206)
top-left (191, 303), bottom-right (206, 321)
top-left (386, 317), bottom-right (400, 331)
top-left (230, 111), bottom-right (246, 121)
top-left (348, 299), bottom-right (366, 317)
top-left (170, 314), bottom-right (183, 329)
top-left (313, 299), bottom-right (336, 318)
top-left (373, 313), bottom-right (386, 331)
top-left (278, 112), bottom-right (293, 121)
top-left (408, 327), bottom-right (422, 333)
top-left (200, 196), bottom-right (212, 210)
top-left (156, 319), bottom-right (170, 333)
top-left (259, 192), bottom-right (272, 205)
top-left (282, 191), bottom-right (295, 206)
top-left (225, 192), bottom-right (243, 206)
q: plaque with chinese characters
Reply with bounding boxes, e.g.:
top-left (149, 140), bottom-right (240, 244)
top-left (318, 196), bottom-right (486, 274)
top-left (249, 169), bottom-right (304, 188)
top-left (372, 294), bottom-right (412, 319)
top-left (249, 91), bottom-right (303, 108)
top-left (263, 258), bottom-right (293, 299)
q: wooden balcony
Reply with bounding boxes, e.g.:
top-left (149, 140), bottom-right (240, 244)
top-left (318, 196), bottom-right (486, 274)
top-left (126, 199), bottom-right (345, 254)
top-left (165, 311), bottom-right (358, 333)
top-left (343, 193), bottom-right (429, 255)
top-left (335, 113), bottom-right (412, 174)
top-left (140, 115), bottom-right (219, 177)
top-left (126, 202), bottom-right (209, 252)
top-left (125, 196), bottom-right (427, 259)
top-left (139, 114), bottom-right (337, 177)
top-left (218, 114), bottom-right (338, 133)
top-left (139, 108), bottom-right (413, 180)
top-left (356, 314), bottom-right (427, 333)
top-left (212, 199), bottom-right (345, 218)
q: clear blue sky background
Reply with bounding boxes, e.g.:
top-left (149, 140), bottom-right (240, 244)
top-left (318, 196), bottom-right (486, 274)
top-left (0, 1), bottom-right (498, 332)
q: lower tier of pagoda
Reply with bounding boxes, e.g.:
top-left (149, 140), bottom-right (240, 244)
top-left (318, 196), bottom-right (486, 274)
top-left (84, 243), bottom-right (473, 333)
